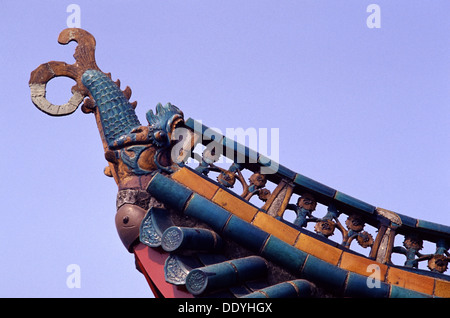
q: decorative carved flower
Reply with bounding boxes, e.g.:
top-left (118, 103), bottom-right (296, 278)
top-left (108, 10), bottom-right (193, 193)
top-left (357, 231), bottom-right (374, 248)
top-left (217, 171), bottom-right (236, 188)
top-left (403, 234), bottom-right (423, 251)
top-left (257, 188), bottom-right (271, 202)
top-left (427, 255), bottom-right (449, 273)
top-left (297, 193), bottom-right (317, 212)
top-left (249, 173), bottom-right (267, 188)
top-left (345, 215), bottom-right (365, 232)
top-left (314, 220), bottom-right (335, 237)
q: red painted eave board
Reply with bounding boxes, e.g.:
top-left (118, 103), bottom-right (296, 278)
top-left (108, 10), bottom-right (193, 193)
top-left (133, 243), bottom-right (193, 298)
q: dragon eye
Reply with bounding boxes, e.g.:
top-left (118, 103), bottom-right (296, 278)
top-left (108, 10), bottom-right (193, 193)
top-left (155, 131), bottom-right (166, 140)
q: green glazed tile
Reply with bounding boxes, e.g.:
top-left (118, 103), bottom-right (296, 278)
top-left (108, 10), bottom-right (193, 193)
top-left (184, 194), bottom-right (231, 232)
top-left (294, 173), bottom-right (336, 198)
top-left (344, 272), bottom-right (389, 298)
top-left (417, 219), bottom-right (450, 236)
top-left (222, 136), bottom-right (259, 164)
top-left (397, 213), bottom-right (418, 228)
top-left (261, 235), bottom-right (307, 274)
top-left (301, 255), bottom-right (348, 292)
top-left (334, 191), bottom-right (376, 214)
top-left (146, 173), bottom-right (193, 211)
top-left (222, 215), bottom-right (269, 253)
top-left (389, 285), bottom-right (432, 298)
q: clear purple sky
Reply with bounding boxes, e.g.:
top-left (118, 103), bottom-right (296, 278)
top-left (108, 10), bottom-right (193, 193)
top-left (1, 1), bottom-right (449, 297)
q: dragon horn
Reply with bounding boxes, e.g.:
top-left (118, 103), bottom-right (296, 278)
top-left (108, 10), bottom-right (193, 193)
top-left (29, 28), bottom-right (99, 116)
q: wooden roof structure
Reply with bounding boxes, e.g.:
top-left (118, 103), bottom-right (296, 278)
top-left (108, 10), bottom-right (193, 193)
top-left (29, 28), bottom-right (450, 298)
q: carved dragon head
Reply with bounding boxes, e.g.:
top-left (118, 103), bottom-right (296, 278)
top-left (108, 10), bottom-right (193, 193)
top-left (112, 102), bottom-right (184, 150)
top-left (29, 28), bottom-right (185, 186)
top-left (29, 28), bottom-right (188, 251)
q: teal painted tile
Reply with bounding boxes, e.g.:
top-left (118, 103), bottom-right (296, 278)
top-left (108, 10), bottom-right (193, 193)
top-left (344, 272), bottom-right (389, 298)
top-left (277, 164), bottom-right (297, 180)
top-left (146, 173), bottom-right (193, 211)
top-left (161, 226), bottom-right (223, 252)
top-left (186, 256), bottom-right (267, 295)
top-left (301, 255), bottom-right (348, 293)
top-left (258, 283), bottom-right (298, 298)
top-left (184, 194), bottom-right (231, 232)
top-left (417, 219), bottom-right (450, 236)
top-left (334, 191), bottom-right (376, 214)
top-left (184, 117), bottom-right (203, 135)
top-left (257, 154), bottom-right (296, 179)
top-left (185, 118), bottom-right (224, 142)
top-left (139, 207), bottom-right (174, 248)
top-left (197, 253), bottom-right (228, 266)
top-left (397, 213), bottom-right (418, 228)
top-left (222, 136), bottom-right (259, 164)
top-left (260, 235), bottom-right (307, 274)
top-left (242, 280), bottom-right (314, 298)
top-left (257, 154), bottom-right (280, 175)
top-left (389, 285), bottom-right (432, 298)
top-left (294, 174), bottom-right (336, 198)
top-left (258, 154), bottom-right (274, 167)
top-left (186, 262), bottom-right (237, 295)
top-left (184, 117), bottom-right (195, 128)
top-left (222, 215), bottom-right (269, 253)
top-left (241, 291), bottom-right (267, 298)
top-left (184, 118), bottom-right (205, 134)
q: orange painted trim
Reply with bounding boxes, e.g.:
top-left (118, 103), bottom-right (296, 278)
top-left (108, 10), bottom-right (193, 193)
top-left (171, 168), bottom-right (219, 200)
top-left (295, 234), bottom-right (343, 265)
top-left (339, 252), bottom-right (387, 279)
top-left (167, 167), bottom-right (448, 297)
top-left (434, 279), bottom-right (450, 298)
top-left (252, 212), bottom-right (300, 245)
top-left (386, 266), bottom-right (435, 295)
top-left (212, 188), bottom-right (258, 222)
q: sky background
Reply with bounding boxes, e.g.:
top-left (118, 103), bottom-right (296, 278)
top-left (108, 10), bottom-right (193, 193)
top-left (1, 1), bottom-right (449, 297)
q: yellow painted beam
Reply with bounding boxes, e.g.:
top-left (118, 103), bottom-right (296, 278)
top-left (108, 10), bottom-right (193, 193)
top-left (212, 188), bottom-right (258, 222)
top-left (252, 212), bottom-right (300, 245)
top-left (295, 234), bottom-right (342, 265)
top-left (170, 167), bottom-right (446, 297)
top-left (171, 168), bottom-right (219, 200)
top-left (386, 267), bottom-right (435, 295)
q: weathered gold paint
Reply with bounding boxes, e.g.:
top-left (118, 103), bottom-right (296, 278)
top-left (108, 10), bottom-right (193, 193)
top-left (171, 168), bottom-right (219, 200)
top-left (386, 267), bottom-right (435, 295)
top-left (252, 212), bottom-right (300, 245)
top-left (212, 188), bottom-right (258, 222)
top-left (339, 252), bottom-right (387, 279)
top-left (295, 234), bottom-right (343, 265)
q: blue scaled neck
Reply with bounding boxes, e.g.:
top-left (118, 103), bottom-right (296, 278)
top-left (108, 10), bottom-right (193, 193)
top-left (81, 69), bottom-right (141, 147)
